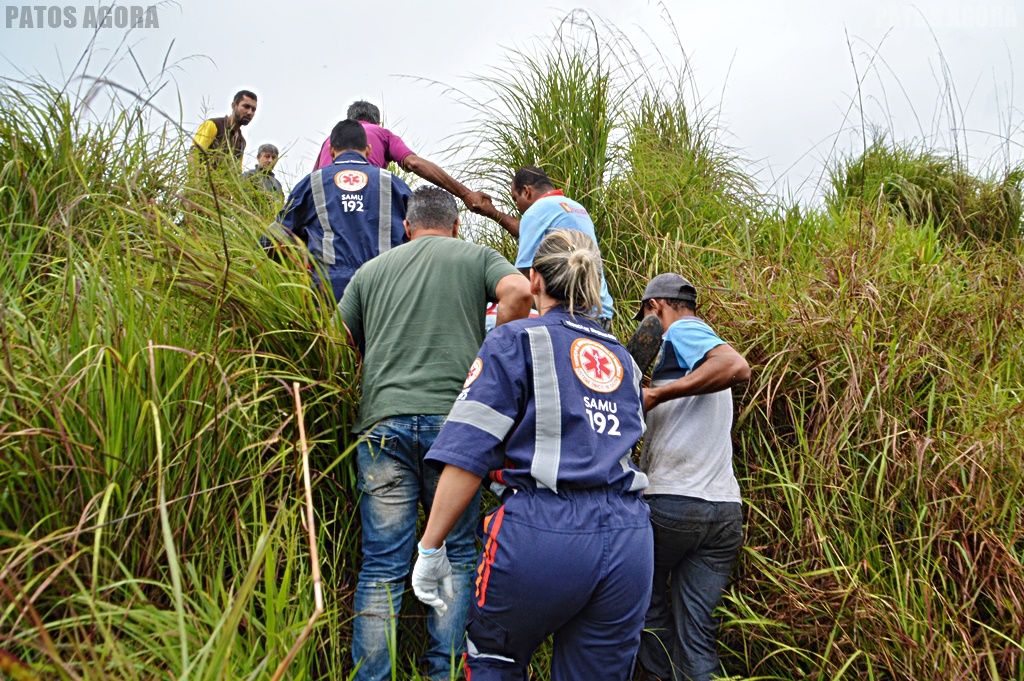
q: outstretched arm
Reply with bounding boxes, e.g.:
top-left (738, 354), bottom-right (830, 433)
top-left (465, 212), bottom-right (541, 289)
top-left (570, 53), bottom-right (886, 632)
top-left (401, 153), bottom-right (489, 210)
top-left (472, 195), bottom-right (521, 238)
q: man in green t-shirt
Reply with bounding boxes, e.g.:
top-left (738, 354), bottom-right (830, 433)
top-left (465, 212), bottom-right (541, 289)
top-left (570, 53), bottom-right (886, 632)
top-left (338, 186), bottom-right (531, 681)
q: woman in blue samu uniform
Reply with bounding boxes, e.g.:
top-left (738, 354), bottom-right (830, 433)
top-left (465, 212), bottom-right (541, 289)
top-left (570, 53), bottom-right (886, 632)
top-left (412, 229), bottom-right (654, 680)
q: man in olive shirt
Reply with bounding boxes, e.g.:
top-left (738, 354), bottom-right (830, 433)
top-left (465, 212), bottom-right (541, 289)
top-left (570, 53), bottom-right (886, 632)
top-left (338, 186), bottom-right (532, 681)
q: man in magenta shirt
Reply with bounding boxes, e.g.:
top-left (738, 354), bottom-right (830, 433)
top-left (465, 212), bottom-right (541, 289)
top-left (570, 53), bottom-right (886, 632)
top-left (314, 100), bottom-right (489, 215)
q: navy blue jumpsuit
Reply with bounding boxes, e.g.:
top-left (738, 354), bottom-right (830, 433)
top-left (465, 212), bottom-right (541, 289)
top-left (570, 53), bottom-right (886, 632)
top-left (426, 309), bottom-right (654, 680)
top-left (275, 150), bottom-right (411, 301)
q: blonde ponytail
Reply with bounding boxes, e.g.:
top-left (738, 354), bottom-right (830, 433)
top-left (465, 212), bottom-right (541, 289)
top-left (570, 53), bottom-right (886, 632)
top-left (532, 229), bottom-right (604, 317)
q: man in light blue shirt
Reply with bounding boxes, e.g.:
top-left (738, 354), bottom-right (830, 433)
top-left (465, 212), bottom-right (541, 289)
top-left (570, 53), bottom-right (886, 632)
top-left (480, 166), bottom-right (615, 327)
top-left (632, 273), bottom-right (751, 681)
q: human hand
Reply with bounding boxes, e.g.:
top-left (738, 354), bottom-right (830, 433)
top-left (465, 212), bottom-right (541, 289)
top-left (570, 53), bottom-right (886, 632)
top-left (642, 387), bottom-right (661, 413)
top-left (412, 542), bottom-right (454, 614)
top-left (463, 190), bottom-right (491, 213)
top-left (466, 193), bottom-right (501, 220)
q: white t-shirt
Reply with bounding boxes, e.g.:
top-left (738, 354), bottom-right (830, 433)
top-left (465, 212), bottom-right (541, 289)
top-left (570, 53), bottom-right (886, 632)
top-left (639, 317), bottom-right (741, 502)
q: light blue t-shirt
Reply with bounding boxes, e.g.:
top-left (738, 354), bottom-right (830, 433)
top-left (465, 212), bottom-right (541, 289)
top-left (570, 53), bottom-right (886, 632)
top-left (515, 193), bottom-right (616, 319)
top-left (665, 317), bottom-right (725, 372)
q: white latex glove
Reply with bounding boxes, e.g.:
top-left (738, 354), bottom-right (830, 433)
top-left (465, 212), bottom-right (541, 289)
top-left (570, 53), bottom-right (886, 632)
top-left (412, 541), bottom-right (454, 614)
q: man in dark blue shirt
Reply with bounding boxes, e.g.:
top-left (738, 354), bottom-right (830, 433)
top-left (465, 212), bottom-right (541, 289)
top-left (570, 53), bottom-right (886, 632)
top-left (271, 119), bottom-right (411, 302)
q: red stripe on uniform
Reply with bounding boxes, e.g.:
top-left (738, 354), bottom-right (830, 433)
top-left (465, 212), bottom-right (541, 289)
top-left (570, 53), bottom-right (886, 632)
top-left (474, 505), bottom-right (506, 607)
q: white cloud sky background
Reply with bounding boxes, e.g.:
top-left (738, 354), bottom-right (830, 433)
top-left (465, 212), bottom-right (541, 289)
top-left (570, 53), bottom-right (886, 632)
top-left (1, 0), bottom-right (1021, 203)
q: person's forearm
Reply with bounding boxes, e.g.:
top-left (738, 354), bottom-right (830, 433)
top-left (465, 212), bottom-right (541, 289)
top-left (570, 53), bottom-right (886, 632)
top-left (403, 154), bottom-right (521, 236)
top-left (492, 211), bottom-right (520, 238)
top-left (420, 465), bottom-right (483, 549)
top-left (494, 274), bottom-right (532, 326)
top-left (403, 155), bottom-right (472, 200)
top-left (496, 293), bottom-right (531, 326)
top-left (649, 353), bottom-right (749, 404)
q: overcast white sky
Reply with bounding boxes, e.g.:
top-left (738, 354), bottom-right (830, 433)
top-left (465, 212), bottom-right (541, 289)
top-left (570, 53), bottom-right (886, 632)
top-left (2, 0), bottom-right (1022, 203)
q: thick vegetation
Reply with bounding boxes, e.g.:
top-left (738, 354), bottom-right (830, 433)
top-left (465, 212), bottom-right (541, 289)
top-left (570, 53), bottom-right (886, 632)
top-left (2, 18), bottom-right (1022, 681)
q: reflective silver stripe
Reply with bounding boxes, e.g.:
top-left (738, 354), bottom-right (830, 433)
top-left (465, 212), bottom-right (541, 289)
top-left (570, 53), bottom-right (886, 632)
top-left (447, 400), bottom-right (514, 441)
top-left (621, 454), bottom-right (649, 492)
top-left (467, 638), bottom-right (517, 664)
top-left (526, 326), bottom-right (561, 492)
top-left (630, 356), bottom-right (646, 438)
top-left (377, 168), bottom-right (393, 254)
top-left (625, 355), bottom-right (648, 491)
top-left (310, 170), bottom-right (336, 265)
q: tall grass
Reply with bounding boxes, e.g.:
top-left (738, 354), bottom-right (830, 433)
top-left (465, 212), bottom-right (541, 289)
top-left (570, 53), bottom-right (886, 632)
top-left (456, 14), bottom-right (1023, 680)
top-left (0, 80), bottom-right (371, 678)
top-left (828, 137), bottom-right (1024, 243)
top-left (3, 12), bottom-right (1024, 681)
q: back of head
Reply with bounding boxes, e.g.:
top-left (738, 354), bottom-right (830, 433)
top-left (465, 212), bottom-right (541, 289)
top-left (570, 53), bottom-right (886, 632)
top-left (513, 165), bottom-right (553, 192)
top-left (330, 119), bottom-right (368, 153)
top-left (406, 186), bottom-right (458, 233)
top-left (532, 230), bottom-right (603, 317)
top-left (346, 100), bottom-right (381, 125)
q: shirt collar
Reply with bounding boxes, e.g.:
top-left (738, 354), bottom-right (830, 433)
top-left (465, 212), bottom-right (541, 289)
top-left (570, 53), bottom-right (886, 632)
top-left (333, 150), bottom-right (369, 164)
top-left (538, 189), bottom-right (565, 199)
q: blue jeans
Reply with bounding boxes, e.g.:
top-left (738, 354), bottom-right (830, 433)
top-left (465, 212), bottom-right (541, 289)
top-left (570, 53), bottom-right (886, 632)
top-left (636, 495), bottom-right (743, 681)
top-left (352, 415), bottom-right (482, 681)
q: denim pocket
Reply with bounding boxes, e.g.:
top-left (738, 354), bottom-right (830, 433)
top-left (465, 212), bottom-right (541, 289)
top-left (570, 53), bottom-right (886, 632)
top-left (356, 434), bottom-right (403, 496)
top-left (717, 519), bottom-right (745, 551)
top-left (649, 512), bottom-right (706, 535)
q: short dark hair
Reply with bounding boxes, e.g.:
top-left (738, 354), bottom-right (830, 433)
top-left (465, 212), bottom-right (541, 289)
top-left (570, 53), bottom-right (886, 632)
top-left (346, 100), bottom-right (381, 125)
top-left (233, 89), bottom-right (257, 105)
top-left (513, 165), bottom-right (554, 191)
top-left (661, 298), bottom-right (696, 313)
top-left (257, 143), bottom-right (279, 157)
top-left (330, 119), bottom-right (368, 153)
top-left (406, 186), bottom-right (458, 231)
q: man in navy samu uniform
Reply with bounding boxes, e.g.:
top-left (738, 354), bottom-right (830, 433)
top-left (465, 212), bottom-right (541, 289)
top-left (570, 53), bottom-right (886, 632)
top-left (272, 119), bottom-right (411, 302)
top-left (411, 230), bottom-right (655, 681)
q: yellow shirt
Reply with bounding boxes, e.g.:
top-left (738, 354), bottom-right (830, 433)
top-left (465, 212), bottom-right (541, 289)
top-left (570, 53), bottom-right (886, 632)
top-left (192, 119), bottom-right (218, 150)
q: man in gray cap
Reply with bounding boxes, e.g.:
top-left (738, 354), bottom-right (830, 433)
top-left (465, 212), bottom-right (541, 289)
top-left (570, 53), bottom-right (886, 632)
top-left (633, 273), bottom-right (751, 681)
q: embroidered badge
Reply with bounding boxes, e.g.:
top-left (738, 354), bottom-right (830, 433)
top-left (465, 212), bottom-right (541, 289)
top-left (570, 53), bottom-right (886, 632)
top-left (335, 170), bottom-right (368, 192)
top-left (570, 338), bottom-right (624, 393)
top-left (463, 357), bottom-right (484, 388)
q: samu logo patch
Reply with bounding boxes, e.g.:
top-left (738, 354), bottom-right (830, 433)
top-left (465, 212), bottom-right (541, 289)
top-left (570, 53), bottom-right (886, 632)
top-left (335, 170), bottom-right (368, 192)
top-left (570, 338), bottom-right (623, 393)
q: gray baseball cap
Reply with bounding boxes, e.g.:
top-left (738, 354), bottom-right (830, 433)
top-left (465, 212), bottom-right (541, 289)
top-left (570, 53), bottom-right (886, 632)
top-left (633, 273), bottom-right (697, 320)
